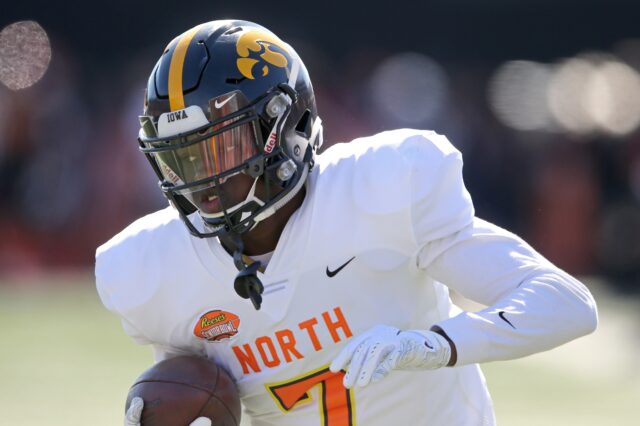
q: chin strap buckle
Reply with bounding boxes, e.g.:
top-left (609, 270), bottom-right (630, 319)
top-left (223, 230), bottom-right (265, 310)
top-left (233, 262), bottom-right (264, 310)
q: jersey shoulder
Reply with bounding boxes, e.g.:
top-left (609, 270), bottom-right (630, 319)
top-left (318, 128), bottom-right (459, 164)
top-left (96, 206), bottom-right (183, 258)
top-left (95, 206), bottom-right (189, 315)
top-left (315, 129), bottom-right (463, 215)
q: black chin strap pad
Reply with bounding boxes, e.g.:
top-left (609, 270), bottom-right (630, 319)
top-left (234, 262), bottom-right (264, 310)
top-left (221, 230), bottom-right (265, 310)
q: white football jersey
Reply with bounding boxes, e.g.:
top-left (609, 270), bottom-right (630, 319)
top-left (96, 129), bottom-right (596, 426)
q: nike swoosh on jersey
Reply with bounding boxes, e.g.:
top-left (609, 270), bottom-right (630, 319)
top-left (498, 311), bottom-right (516, 329)
top-left (214, 93), bottom-right (236, 109)
top-left (326, 256), bottom-right (356, 278)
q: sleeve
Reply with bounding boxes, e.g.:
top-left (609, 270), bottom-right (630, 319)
top-left (418, 217), bottom-right (598, 366)
top-left (96, 253), bottom-right (151, 346)
top-left (408, 131), bottom-right (475, 244)
top-left (120, 318), bottom-right (153, 345)
top-left (95, 238), bottom-right (157, 348)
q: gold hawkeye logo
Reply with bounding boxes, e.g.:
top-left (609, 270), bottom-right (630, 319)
top-left (236, 30), bottom-right (290, 80)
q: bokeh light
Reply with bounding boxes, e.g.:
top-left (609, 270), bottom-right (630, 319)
top-left (492, 54), bottom-right (640, 137)
top-left (547, 57), bottom-right (598, 135)
top-left (488, 60), bottom-right (554, 132)
top-left (586, 60), bottom-right (640, 136)
top-left (369, 52), bottom-right (448, 125)
top-left (0, 20), bottom-right (51, 91)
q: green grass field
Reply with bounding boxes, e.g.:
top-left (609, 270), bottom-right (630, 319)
top-left (0, 273), bottom-right (638, 425)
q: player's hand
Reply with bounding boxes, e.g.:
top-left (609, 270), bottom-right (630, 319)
top-left (124, 397), bottom-right (212, 426)
top-left (329, 325), bottom-right (451, 389)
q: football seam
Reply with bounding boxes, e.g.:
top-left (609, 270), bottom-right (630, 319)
top-left (132, 369), bottom-right (240, 425)
top-left (195, 367), bottom-right (240, 426)
top-left (197, 393), bottom-right (240, 426)
top-left (131, 379), bottom-right (220, 395)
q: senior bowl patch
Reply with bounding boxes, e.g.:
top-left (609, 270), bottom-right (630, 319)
top-left (194, 310), bottom-right (240, 342)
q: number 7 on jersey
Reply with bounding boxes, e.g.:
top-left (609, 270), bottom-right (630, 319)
top-left (266, 366), bottom-right (355, 426)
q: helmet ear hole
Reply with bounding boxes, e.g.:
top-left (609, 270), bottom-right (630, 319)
top-left (295, 109), bottom-right (312, 138)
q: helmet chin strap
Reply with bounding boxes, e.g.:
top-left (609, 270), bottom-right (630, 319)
top-left (219, 229), bottom-right (265, 310)
top-left (204, 162), bottom-right (309, 312)
top-left (200, 67), bottom-right (313, 310)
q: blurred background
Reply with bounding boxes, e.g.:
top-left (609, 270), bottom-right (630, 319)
top-left (0, 1), bottom-right (639, 425)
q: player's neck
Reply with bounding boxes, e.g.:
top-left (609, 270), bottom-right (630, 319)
top-left (236, 186), bottom-right (306, 256)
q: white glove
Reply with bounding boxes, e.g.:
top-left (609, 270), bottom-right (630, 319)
top-left (329, 324), bottom-right (451, 389)
top-left (124, 397), bottom-right (212, 426)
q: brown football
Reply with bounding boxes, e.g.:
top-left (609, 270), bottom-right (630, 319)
top-left (126, 355), bottom-right (241, 426)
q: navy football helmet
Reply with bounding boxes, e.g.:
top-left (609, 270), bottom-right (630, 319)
top-left (139, 20), bottom-right (323, 238)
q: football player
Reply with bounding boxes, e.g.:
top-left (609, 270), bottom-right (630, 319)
top-left (97, 20), bottom-right (598, 426)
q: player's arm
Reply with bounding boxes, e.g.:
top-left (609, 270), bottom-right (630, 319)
top-left (331, 131), bottom-right (596, 387)
top-left (331, 132), bottom-right (467, 387)
top-left (419, 217), bottom-right (598, 366)
top-left (408, 132), bottom-right (596, 366)
top-left (332, 218), bottom-right (597, 386)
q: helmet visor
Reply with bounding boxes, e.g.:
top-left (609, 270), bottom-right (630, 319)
top-left (143, 91), bottom-right (260, 194)
top-left (153, 120), bottom-right (258, 189)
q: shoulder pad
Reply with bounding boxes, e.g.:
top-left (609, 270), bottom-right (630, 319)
top-left (95, 207), bottom-right (186, 314)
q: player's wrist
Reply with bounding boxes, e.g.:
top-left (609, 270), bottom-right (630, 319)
top-left (430, 325), bottom-right (457, 366)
